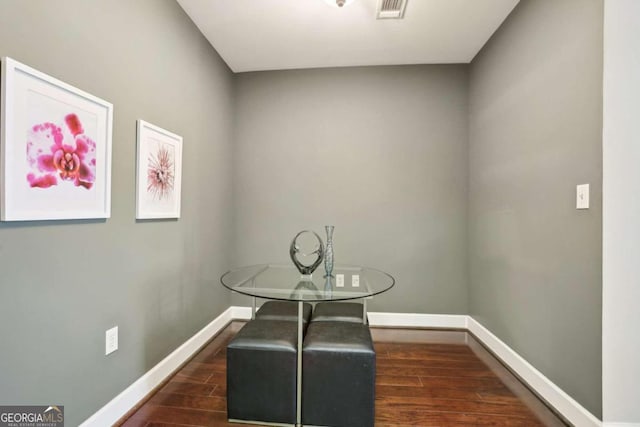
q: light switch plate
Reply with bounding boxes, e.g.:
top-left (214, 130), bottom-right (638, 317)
top-left (352, 275), bottom-right (360, 287)
top-left (106, 326), bottom-right (118, 355)
top-left (336, 274), bottom-right (344, 287)
top-left (577, 184), bottom-right (590, 209)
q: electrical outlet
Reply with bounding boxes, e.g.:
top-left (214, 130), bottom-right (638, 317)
top-left (105, 326), bottom-right (118, 355)
top-left (336, 274), bottom-right (344, 287)
top-left (352, 274), bottom-right (360, 287)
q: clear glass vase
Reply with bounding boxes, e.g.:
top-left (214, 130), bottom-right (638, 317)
top-left (324, 275), bottom-right (333, 298)
top-left (324, 225), bottom-right (334, 277)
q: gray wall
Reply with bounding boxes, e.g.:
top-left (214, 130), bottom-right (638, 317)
top-left (233, 66), bottom-right (469, 313)
top-left (0, 1), bottom-right (234, 425)
top-left (468, 0), bottom-right (603, 417)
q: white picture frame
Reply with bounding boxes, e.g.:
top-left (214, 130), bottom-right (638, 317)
top-left (1, 57), bottom-right (113, 221)
top-left (136, 120), bottom-right (183, 219)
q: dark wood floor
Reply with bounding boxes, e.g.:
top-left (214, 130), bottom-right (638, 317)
top-left (119, 322), bottom-right (567, 427)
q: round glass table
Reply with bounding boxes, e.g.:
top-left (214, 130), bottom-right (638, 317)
top-left (220, 264), bottom-right (394, 426)
top-left (221, 263), bottom-right (394, 301)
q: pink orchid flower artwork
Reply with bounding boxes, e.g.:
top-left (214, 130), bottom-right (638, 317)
top-left (26, 113), bottom-right (97, 190)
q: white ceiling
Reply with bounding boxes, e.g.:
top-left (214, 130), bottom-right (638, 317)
top-left (177, 0), bottom-right (520, 73)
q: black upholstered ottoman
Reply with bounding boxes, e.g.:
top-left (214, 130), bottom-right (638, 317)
top-left (255, 300), bottom-right (312, 324)
top-left (302, 322), bottom-right (376, 427)
top-left (311, 301), bottom-right (367, 324)
top-left (227, 320), bottom-right (298, 425)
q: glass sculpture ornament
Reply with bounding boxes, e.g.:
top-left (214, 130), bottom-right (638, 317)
top-left (289, 230), bottom-right (325, 275)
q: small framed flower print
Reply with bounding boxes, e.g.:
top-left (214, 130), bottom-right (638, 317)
top-left (136, 120), bottom-right (183, 219)
top-left (1, 57), bottom-right (113, 221)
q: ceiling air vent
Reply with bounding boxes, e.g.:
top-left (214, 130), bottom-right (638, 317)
top-left (376, 0), bottom-right (408, 19)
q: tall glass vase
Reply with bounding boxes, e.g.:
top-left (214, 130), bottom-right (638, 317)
top-left (323, 275), bottom-right (333, 299)
top-left (324, 225), bottom-right (334, 277)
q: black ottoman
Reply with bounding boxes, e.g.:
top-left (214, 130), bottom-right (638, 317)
top-left (255, 300), bottom-right (312, 324)
top-left (302, 322), bottom-right (376, 427)
top-left (227, 320), bottom-right (298, 424)
top-left (311, 301), bottom-right (367, 324)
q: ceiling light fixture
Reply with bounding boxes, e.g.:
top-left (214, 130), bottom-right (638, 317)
top-left (323, 0), bottom-right (357, 8)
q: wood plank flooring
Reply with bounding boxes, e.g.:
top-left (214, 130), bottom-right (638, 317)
top-left (119, 322), bottom-right (567, 427)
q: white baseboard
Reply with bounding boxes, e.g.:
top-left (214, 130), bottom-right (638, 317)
top-left (467, 316), bottom-right (602, 427)
top-left (79, 307), bottom-right (237, 427)
top-left (367, 311), bottom-right (467, 329)
top-left (231, 305), bottom-right (252, 320)
top-left (81, 307), bottom-right (604, 427)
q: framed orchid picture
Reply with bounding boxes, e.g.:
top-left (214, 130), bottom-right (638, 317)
top-left (136, 120), bottom-right (183, 219)
top-left (1, 57), bottom-right (113, 221)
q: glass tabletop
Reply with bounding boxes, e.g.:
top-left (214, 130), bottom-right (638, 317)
top-left (220, 264), bottom-right (395, 302)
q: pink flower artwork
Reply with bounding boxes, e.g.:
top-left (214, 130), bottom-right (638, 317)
top-left (147, 144), bottom-right (174, 200)
top-left (26, 114), bottom-right (97, 190)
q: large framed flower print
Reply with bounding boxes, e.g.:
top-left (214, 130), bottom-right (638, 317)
top-left (136, 120), bottom-right (182, 219)
top-left (1, 57), bottom-right (113, 221)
